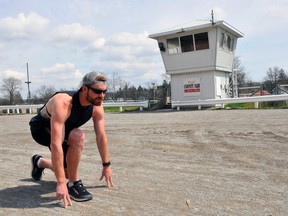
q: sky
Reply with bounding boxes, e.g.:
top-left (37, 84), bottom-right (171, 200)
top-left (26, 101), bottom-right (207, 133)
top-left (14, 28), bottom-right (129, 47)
top-left (0, 0), bottom-right (287, 99)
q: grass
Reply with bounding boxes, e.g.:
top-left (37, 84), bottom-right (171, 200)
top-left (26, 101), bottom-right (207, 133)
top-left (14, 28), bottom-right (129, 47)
top-left (225, 102), bottom-right (288, 109)
top-left (104, 106), bottom-right (141, 112)
top-left (225, 102), bottom-right (255, 109)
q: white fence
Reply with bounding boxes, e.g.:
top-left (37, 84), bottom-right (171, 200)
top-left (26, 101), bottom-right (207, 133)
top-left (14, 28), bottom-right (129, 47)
top-left (2, 96), bottom-right (287, 113)
top-left (0, 101), bottom-right (149, 114)
top-left (172, 94), bottom-right (288, 110)
top-left (103, 101), bottom-right (149, 111)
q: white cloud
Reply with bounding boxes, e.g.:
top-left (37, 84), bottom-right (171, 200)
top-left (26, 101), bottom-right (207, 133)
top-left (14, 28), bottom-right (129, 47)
top-left (41, 63), bottom-right (76, 74)
top-left (84, 38), bottom-right (106, 53)
top-left (91, 38), bottom-right (106, 48)
top-left (31, 63), bottom-right (84, 91)
top-left (102, 31), bottom-right (157, 59)
top-left (110, 31), bottom-right (150, 46)
top-left (0, 12), bottom-right (49, 39)
top-left (1, 69), bottom-right (26, 79)
top-left (49, 23), bottom-right (101, 47)
top-left (74, 69), bottom-right (84, 80)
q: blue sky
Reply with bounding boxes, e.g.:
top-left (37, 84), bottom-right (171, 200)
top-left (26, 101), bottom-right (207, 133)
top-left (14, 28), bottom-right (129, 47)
top-left (0, 0), bottom-right (287, 98)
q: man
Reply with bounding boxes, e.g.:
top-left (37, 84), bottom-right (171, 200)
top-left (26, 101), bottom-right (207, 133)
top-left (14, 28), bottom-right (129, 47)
top-left (29, 71), bottom-right (113, 208)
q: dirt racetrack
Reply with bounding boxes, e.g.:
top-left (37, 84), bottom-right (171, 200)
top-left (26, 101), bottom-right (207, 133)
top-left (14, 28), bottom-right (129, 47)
top-left (0, 109), bottom-right (288, 216)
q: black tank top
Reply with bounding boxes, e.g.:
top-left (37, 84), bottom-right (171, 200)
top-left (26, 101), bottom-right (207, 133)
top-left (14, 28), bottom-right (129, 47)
top-left (64, 89), bottom-right (93, 134)
top-left (30, 89), bottom-right (93, 136)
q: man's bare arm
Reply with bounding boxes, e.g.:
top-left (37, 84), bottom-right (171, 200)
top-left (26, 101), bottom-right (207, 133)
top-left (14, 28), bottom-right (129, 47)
top-left (48, 94), bottom-right (73, 207)
top-left (92, 106), bottom-right (113, 187)
top-left (50, 94), bottom-right (71, 183)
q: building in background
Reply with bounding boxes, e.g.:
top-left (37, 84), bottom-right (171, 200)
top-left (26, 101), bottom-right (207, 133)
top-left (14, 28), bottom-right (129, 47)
top-left (149, 20), bottom-right (244, 107)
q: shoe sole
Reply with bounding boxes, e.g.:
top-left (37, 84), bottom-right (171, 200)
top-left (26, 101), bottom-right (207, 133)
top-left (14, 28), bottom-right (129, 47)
top-left (69, 195), bottom-right (93, 202)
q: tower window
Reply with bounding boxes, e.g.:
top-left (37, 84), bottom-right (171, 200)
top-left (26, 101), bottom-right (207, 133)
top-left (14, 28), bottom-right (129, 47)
top-left (219, 32), bottom-right (234, 52)
top-left (227, 35), bottom-right (232, 50)
top-left (180, 35), bottom-right (194, 52)
top-left (166, 32), bottom-right (210, 54)
top-left (220, 33), bottom-right (225, 48)
top-left (195, 32), bottom-right (209, 50)
top-left (167, 38), bottom-right (180, 54)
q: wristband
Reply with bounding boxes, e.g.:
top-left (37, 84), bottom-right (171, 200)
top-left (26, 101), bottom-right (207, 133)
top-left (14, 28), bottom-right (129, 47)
top-left (102, 161), bottom-right (111, 167)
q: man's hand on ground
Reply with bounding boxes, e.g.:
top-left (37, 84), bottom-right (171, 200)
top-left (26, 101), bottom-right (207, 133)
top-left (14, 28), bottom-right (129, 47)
top-left (56, 182), bottom-right (72, 208)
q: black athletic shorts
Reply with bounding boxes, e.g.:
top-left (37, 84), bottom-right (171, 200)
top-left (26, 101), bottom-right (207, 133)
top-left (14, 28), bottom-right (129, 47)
top-left (29, 114), bottom-right (69, 168)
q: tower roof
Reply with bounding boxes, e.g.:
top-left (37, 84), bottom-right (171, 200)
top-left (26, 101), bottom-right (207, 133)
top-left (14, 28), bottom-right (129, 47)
top-left (149, 20), bottom-right (244, 39)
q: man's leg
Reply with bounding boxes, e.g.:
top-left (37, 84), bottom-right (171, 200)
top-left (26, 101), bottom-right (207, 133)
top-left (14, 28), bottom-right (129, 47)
top-left (31, 126), bottom-right (53, 181)
top-left (66, 128), bottom-right (85, 182)
top-left (32, 143), bottom-right (75, 180)
top-left (39, 158), bottom-right (53, 170)
top-left (65, 128), bottom-right (92, 202)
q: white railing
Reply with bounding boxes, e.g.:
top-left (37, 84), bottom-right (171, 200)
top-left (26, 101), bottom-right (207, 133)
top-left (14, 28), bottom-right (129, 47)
top-left (0, 101), bottom-right (149, 114)
top-left (103, 101), bottom-right (149, 111)
top-left (172, 94), bottom-right (288, 110)
top-left (0, 104), bottom-right (43, 114)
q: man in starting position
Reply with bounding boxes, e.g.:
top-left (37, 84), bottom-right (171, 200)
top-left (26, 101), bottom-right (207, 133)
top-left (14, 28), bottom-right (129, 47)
top-left (29, 71), bottom-right (113, 208)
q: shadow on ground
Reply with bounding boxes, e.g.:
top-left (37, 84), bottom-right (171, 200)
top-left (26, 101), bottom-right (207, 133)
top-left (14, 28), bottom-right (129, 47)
top-left (0, 179), bottom-right (60, 209)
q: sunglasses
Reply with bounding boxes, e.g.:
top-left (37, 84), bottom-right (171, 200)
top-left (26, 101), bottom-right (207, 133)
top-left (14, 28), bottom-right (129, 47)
top-left (86, 85), bottom-right (107, 94)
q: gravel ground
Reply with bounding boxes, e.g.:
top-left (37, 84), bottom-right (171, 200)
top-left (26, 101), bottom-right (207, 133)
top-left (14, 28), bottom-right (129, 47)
top-left (0, 109), bottom-right (287, 216)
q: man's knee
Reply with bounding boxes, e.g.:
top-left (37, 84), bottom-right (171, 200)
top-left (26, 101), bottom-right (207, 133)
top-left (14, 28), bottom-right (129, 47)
top-left (68, 128), bottom-right (85, 148)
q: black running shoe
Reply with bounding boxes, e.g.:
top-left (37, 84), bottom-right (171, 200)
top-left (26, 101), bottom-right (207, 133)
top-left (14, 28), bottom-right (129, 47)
top-left (67, 180), bottom-right (93, 202)
top-left (31, 154), bottom-right (44, 181)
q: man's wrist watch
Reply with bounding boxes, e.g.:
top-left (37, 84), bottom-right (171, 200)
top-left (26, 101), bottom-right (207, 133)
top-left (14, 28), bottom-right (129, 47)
top-left (102, 161), bottom-right (111, 167)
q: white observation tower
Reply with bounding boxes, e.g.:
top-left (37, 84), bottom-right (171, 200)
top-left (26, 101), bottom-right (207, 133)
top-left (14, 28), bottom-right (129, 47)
top-left (149, 20), bottom-right (244, 107)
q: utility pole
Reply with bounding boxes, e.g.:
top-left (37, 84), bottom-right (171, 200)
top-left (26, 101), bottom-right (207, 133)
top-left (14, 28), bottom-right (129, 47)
top-left (25, 62), bottom-right (31, 103)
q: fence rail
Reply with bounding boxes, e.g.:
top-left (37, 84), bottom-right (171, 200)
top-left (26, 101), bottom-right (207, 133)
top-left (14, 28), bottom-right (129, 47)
top-left (172, 94), bottom-right (288, 110)
top-left (0, 101), bottom-right (149, 114)
top-left (103, 101), bottom-right (149, 111)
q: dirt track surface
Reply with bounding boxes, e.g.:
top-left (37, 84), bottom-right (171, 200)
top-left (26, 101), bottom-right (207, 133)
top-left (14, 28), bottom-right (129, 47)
top-left (0, 109), bottom-right (288, 216)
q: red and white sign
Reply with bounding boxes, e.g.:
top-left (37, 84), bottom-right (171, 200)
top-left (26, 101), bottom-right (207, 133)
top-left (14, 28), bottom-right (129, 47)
top-left (183, 78), bottom-right (201, 96)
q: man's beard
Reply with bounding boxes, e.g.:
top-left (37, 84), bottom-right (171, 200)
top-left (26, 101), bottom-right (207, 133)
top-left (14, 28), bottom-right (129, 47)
top-left (86, 94), bottom-right (103, 106)
top-left (90, 99), bottom-right (102, 106)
